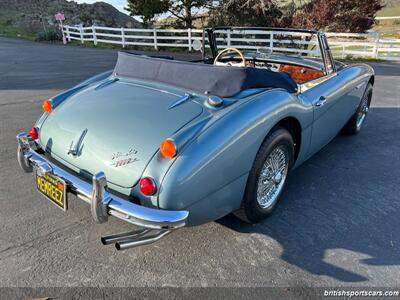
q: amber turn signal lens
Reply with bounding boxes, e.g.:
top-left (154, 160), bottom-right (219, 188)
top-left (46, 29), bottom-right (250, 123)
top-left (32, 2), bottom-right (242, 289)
top-left (160, 139), bottom-right (177, 158)
top-left (42, 99), bottom-right (53, 113)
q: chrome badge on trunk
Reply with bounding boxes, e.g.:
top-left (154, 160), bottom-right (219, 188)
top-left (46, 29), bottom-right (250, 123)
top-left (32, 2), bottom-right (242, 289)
top-left (110, 148), bottom-right (140, 167)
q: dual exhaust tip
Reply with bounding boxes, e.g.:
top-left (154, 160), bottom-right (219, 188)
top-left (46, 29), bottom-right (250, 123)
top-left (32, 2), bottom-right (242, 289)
top-left (101, 228), bottom-right (171, 251)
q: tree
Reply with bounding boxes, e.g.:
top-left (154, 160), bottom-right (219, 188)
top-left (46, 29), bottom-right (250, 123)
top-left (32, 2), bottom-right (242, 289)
top-left (167, 0), bottom-right (213, 28)
top-left (208, 0), bottom-right (283, 27)
top-left (125, 0), bottom-right (170, 27)
top-left (289, 0), bottom-right (384, 32)
top-left (126, 0), bottom-right (212, 28)
top-left (17, 0), bottom-right (50, 33)
top-left (209, 0), bottom-right (383, 32)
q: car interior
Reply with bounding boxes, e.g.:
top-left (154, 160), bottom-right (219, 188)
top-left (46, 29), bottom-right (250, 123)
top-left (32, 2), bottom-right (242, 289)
top-left (211, 47), bottom-right (326, 84)
top-left (117, 28), bottom-right (344, 97)
top-left (203, 27), bottom-right (343, 88)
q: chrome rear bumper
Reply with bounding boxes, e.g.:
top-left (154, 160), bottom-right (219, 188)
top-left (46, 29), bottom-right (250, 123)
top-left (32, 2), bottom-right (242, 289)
top-left (16, 132), bottom-right (188, 249)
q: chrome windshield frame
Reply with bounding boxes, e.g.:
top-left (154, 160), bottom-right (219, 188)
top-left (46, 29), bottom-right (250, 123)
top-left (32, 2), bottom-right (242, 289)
top-left (205, 26), bottom-right (336, 76)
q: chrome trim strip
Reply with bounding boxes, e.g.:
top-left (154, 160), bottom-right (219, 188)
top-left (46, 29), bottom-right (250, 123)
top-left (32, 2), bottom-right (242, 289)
top-left (118, 79), bottom-right (181, 97)
top-left (16, 132), bottom-right (189, 231)
top-left (298, 72), bottom-right (338, 93)
top-left (67, 128), bottom-right (88, 156)
top-left (168, 93), bottom-right (195, 109)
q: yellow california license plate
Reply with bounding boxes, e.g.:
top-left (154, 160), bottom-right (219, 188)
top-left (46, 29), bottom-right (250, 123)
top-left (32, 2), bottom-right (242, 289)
top-left (35, 171), bottom-right (67, 211)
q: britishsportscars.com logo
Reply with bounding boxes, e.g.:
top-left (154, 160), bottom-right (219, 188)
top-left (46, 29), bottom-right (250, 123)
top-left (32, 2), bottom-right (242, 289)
top-left (324, 289), bottom-right (400, 298)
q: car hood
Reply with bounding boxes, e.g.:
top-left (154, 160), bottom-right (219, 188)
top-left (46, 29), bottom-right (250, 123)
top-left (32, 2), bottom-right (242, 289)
top-left (39, 79), bottom-right (203, 188)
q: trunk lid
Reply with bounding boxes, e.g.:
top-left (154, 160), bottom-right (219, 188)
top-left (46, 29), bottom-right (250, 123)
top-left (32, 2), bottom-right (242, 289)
top-left (39, 80), bottom-right (203, 188)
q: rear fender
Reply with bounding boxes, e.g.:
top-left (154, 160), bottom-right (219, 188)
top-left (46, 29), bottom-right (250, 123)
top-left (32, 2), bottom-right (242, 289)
top-left (158, 89), bottom-right (313, 225)
top-left (35, 70), bottom-right (114, 128)
top-left (138, 116), bottom-right (213, 208)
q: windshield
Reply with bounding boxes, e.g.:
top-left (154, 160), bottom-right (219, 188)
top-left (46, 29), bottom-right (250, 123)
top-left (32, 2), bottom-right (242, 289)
top-left (209, 28), bottom-right (322, 60)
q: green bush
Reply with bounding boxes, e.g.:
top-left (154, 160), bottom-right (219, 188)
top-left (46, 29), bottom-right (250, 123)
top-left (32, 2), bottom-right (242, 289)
top-left (35, 29), bottom-right (62, 42)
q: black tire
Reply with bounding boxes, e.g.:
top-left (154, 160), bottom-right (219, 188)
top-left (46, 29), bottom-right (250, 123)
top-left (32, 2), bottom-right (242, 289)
top-left (234, 127), bottom-right (294, 223)
top-left (342, 83), bottom-right (373, 136)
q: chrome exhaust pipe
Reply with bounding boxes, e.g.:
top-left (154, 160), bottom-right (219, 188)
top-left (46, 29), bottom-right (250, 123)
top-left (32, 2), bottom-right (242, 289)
top-left (115, 230), bottom-right (171, 251)
top-left (101, 228), bottom-right (151, 245)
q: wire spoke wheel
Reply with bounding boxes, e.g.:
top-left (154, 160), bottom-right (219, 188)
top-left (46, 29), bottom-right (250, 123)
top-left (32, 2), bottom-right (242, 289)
top-left (356, 93), bottom-right (370, 129)
top-left (256, 145), bottom-right (289, 209)
top-left (342, 83), bottom-right (373, 136)
top-left (235, 127), bottom-right (294, 223)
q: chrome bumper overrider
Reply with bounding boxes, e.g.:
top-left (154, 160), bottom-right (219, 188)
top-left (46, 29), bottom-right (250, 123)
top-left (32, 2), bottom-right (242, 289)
top-left (16, 132), bottom-right (188, 250)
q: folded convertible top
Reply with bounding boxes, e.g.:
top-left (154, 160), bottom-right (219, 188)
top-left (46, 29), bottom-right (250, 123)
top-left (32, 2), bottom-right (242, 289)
top-left (113, 52), bottom-right (298, 97)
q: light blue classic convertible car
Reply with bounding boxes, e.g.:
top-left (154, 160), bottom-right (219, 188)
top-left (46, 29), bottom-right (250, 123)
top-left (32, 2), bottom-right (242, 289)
top-left (17, 27), bottom-right (374, 250)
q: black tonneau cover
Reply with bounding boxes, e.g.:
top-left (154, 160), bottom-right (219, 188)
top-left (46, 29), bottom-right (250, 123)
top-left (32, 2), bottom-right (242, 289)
top-left (113, 52), bottom-right (297, 97)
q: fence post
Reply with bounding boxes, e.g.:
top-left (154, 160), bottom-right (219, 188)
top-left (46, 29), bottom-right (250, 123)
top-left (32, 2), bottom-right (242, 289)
top-left (121, 27), bottom-right (125, 48)
top-left (60, 23), bottom-right (67, 44)
top-left (227, 30), bottom-right (231, 47)
top-left (188, 28), bottom-right (192, 51)
top-left (373, 32), bottom-right (380, 59)
top-left (79, 24), bottom-right (84, 44)
top-left (269, 31), bottom-right (274, 51)
top-left (92, 25), bottom-right (97, 46)
top-left (65, 26), bottom-right (71, 42)
top-left (153, 28), bottom-right (158, 50)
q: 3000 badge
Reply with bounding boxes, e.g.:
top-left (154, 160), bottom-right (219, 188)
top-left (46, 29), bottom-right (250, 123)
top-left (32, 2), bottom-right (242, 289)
top-left (35, 171), bottom-right (67, 211)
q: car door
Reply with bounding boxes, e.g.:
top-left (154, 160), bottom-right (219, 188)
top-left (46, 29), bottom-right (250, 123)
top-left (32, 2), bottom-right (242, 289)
top-left (299, 34), bottom-right (361, 157)
top-left (299, 74), bottom-right (352, 156)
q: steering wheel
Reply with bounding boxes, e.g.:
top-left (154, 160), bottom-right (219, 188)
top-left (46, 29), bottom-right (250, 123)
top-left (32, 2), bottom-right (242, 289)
top-left (214, 48), bottom-right (246, 67)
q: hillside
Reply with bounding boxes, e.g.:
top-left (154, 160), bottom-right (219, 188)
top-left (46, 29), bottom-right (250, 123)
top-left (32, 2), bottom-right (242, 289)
top-left (375, 0), bottom-right (400, 32)
top-left (0, 0), bottom-right (141, 37)
top-left (378, 0), bottom-right (400, 16)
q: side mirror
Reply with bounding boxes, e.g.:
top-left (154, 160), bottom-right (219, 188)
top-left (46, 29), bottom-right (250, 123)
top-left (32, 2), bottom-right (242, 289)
top-left (192, 39), bottom-right (203, 52)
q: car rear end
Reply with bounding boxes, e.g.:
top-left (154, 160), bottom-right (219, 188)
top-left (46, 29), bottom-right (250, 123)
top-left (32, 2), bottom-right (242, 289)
top-left (16, 76), bottom-right (211, 250)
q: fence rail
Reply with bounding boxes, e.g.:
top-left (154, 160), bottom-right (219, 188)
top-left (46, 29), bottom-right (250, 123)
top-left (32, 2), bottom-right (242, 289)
top-left (376, 16), bottom-right (400, 20)
top-left (63, 25), bottom-right (400, 61)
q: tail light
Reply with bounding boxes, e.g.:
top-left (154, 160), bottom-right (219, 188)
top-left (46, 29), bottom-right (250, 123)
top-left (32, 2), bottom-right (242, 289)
top-left (42, 99), bottom-right (53, 113)
top-left (160, 139), bottom-right (177, 159)
top-left (29, 127), bottom-right (39, 140)
top-left (139, 177), bottom-right (156, 196)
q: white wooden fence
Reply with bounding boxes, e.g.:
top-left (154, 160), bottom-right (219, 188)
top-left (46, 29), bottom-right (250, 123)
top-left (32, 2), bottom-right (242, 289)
top-left (62, 25), bottom-right (400, 61)
top-left (376, 16), bottom-right (400, 20)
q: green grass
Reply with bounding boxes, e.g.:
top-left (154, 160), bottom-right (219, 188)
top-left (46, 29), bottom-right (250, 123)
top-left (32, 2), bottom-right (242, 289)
top-left (0, 22), bottom-right (36, 41)
top-left (374, 2), bottom-right (400, 32)
top-left (336, 57), bottom-right (392, 63)
top-left (69, 39), bottom-right (127, 49)
top-left (68, 40), bottom-right (161, 52)
top-left (0, 10), bottom-right (36, 41)
top-left (374, 21), bottom-right (400, 34)
top-left (68, 39), bottom-right (200, 54)
top-left (377, 5), bottom-right (400, 17)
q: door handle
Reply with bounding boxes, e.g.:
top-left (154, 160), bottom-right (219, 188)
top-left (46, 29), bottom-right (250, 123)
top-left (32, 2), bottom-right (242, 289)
top-left (315, 96), bottom-right (327, 107)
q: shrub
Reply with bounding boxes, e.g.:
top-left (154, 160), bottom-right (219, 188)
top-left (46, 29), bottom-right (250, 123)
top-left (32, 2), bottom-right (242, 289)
top-left (35, 29), bottom-right (62, 42)
top-left (290, 0), bottom-right (384, 32)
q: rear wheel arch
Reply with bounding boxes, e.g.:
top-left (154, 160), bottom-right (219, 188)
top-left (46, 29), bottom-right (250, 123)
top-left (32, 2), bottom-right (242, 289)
top-left (268, 117), bottom-right (302, 163)
top-left (235, 126), bottom-right (294, 223)
top-left (342, 83), bottom-right (373, 135)
top-left (368, 75), bottom-right (375, 86)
